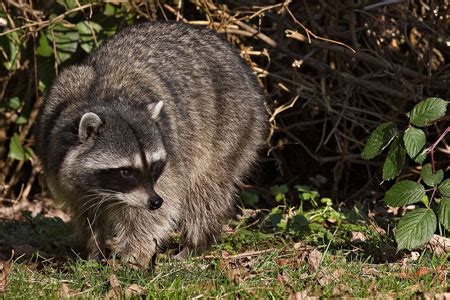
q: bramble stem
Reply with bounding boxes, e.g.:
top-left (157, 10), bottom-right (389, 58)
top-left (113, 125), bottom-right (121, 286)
top-left (429, 126), bottom-right (450, 173)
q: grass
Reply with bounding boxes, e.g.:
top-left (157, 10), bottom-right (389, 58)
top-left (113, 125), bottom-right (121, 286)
top-left (1, 205), bottom-right (449, 298)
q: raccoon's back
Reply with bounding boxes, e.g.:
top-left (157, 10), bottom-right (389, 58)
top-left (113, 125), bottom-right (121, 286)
top-left (86, 22), bottom-right (267, 161)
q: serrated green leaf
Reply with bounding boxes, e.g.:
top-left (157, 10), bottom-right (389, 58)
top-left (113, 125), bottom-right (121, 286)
top-left (403, 127), bottom-right (426, 159)
top-left (438, 179), bottom-right (450, 197)
top-left (382, 137), bottom-right (406, 181)
top-left (384, 180), bottom-right (425, 207)
top-left (396, 208), bottom-right (436, 250)
top-left (438, 197), bottom-right (450, 230)
top-left (76, 21), bottom-right (102, 53)
top-left (420, 164), bottom-right (444, 187)
top-left (361, 122), bottom-right (397, 160)
top-left (414, 148), bottom-right (428, 165)
top-left (47, 24), bottom-right (79, 63)
top-left (408, 97), bottom-right (448, 127)
top-left (8, 133), bottom-right (25, 161)
top-left (36, 32), bottom-right (53, 57)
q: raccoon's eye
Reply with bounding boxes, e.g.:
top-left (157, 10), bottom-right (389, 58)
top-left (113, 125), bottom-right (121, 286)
top-left (120, 169), bottom-right (133, 178)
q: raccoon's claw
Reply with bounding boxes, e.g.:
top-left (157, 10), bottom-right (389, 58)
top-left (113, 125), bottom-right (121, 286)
top-left (173, 247), bottom-right (190, 260)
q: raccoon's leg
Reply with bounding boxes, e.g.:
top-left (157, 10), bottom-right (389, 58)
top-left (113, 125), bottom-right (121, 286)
top-left (106, 208), bottom-right (165, 268)
top-left (176, 175), bottom-right (235, 259)
top-left (74, 217), bottom-right (106, 260)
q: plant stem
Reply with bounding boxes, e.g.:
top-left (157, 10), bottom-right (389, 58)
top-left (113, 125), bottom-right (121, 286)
top-left (429, 126), bottom-right (450, 173)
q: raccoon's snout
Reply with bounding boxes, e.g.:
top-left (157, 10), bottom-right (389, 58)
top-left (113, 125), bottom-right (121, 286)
top-left (148, 195), bottom-right (163, 210)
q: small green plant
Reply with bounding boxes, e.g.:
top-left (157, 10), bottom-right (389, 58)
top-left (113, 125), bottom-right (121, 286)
top-left (362, 97), bottom-right (449, 250)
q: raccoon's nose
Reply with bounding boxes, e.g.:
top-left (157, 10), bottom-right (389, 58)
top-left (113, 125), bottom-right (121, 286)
top-left (148, 195), bottom-right (163, 210)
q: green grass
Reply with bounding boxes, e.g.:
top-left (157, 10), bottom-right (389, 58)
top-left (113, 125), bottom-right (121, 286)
top-left (1, 209), bottom-right (449, 298)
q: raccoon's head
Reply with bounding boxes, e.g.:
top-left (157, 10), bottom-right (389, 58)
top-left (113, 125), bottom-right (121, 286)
top-left (58, 100), bottom-right (167, 211)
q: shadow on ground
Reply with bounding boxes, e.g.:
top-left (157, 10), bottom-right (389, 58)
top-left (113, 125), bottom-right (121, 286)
top-left (0, 211), bottom-right (77, 263)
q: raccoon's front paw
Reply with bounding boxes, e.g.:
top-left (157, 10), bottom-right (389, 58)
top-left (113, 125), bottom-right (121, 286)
top-left (173, 247), bottom-right (191, 260)
top-left (109, 238), bottom-right (155, 269)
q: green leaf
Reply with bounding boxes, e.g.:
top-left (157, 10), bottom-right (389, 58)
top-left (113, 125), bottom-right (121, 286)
top-left (403, 127), bottom-right (426, 159)
top-left (420, 164), bottom-right (444, 187)
top-left (408, 97), bottom-right (448, 127)
top-left (8, 133), bottom-right (25, 161)
top-left (47, 24), bottom-right (79, 63)
top-left (104, 3), bottom-right (116, 16)
top-left (271, 184), bottom-right (288, 202)
top-left (14, 115), bottom-right (28, 125)
top-left (268, 207), bottom-right (283, 226)
top-left (36, 32), bottom-right (53, 57)
top-left (76, 21), bottom-right (102, 53)
top-left (384, 180), bottom-right (425, 207)
top-left (396, 208), bottom-right (436, 250)
top-left (0, 31), bottom-right (21, 70)
top-left (241, 191), bottom-right (259, 208)
top-left (413, 148), bottom-right (428, 165)
top-left (382, 137), bottom-right (406, 181)
top-left (361, 122), bottom-right (397, 160)
top-left (2, 96), bottom-right (21, 110)
top-left (438, 179), bottom-right (450, 198)
top-left (56, 0), bottom-right (78, 9)
top-left (289, 214), bottom-right (309, 232)
top-left (438, 198), bottom-right (450, 230)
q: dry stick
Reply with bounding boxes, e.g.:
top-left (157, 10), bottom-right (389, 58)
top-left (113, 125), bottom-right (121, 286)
top-left (0, 3), bottom-right (98, 36)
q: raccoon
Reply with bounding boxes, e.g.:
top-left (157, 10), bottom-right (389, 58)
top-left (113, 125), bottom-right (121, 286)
top-left (35, 22), bottom-right (267, 267)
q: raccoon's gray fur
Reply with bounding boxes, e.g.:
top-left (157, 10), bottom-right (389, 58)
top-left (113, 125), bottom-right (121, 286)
top-left (35, 22), bottom-right (266, 267)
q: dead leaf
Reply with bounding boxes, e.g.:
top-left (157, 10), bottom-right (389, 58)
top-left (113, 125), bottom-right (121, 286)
top-left (293, 242), bottom-right (306, 250)
top-left (332, 283), bottom-right (350, 295)
top-left (59, 282), bottom-right (70, 298)
top-left (307, 249), bottom-right (322, 272)
top-left (0, 250), bottom-right (14, 293)
top-left (436, 265), bottom-right (447, 282)
top-left (125, 284), bottom-right (145, 297)
top-left (415, 267), bottom-right (431, 277)
top-left (367, 280), bottom-right (377, 293)
top-left (277, 273), bottom-right (288, 284)
top-left (349, 231), bottom-right (366, 244)
top-left (317, 270), bottom-right (333, 286)
top-left (317, 269), bottom-right (344, 287)
top-left (277, 258), bottom-right (289, 266)
top-left (423, 292), bottom-right (450, 300)
top-left (427, 234), bottom-right (450, 256)
top-left (106, 274), bottom-right (122, 298)
top-left (288, 290), bottom-right (308, 300)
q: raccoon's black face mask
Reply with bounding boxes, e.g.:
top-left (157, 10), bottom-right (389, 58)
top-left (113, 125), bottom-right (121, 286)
top-left (62, 101), bottom-right (167, 211)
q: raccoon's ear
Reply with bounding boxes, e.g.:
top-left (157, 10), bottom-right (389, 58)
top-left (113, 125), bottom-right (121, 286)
top-left (79, 112), bottom-right (102, 142)
top-left (147, 101), bottom-right (164, 120)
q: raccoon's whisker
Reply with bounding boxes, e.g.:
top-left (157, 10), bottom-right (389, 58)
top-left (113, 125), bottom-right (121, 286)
top-left (94, 201), bottom-right (124, 223)
top-left (79, 194), bottom-right (118, 217)
top-left (92, 198), bottom-right (124, 225)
